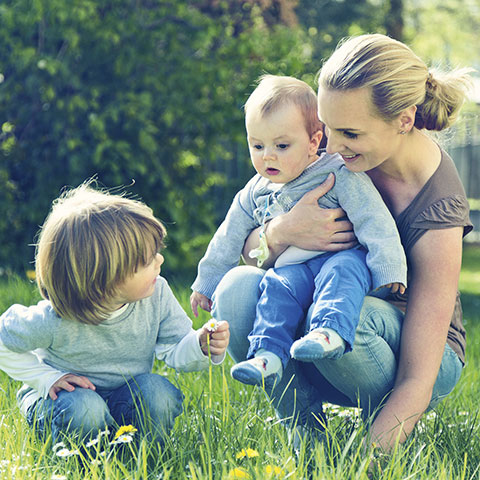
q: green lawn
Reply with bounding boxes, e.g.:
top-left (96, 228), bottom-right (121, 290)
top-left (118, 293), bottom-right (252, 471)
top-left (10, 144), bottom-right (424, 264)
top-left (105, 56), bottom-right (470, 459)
top-left (0, 246), bottom-right (479, 479)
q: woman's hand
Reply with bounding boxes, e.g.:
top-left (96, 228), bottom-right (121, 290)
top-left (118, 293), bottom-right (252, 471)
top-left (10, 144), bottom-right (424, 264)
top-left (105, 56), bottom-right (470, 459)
top-left (242, 174), bottom-right (357, 267)
top-left (49, 373), bottom-right (96, 400)
top-left (199, 320), bottom-right (230, 357)
top-left (275, 174), bottom-right (356, 250)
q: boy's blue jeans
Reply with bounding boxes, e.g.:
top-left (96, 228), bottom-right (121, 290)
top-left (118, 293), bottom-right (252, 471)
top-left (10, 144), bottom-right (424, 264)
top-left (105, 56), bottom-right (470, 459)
top-left (248, 248), bottom-right (371, 366)
top-left (27, 373), bottom-right (184, 445)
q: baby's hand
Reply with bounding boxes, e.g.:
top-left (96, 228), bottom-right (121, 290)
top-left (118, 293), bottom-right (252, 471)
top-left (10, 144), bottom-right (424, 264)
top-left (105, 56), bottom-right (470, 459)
top-left (383, 282), bottom-right (406, 295)
top-left (49, 373), bottom-right (96, 400)
top-left (190, 291), bottom-right (212, 317)
top-left (199, 320), bottom-right (230, 357)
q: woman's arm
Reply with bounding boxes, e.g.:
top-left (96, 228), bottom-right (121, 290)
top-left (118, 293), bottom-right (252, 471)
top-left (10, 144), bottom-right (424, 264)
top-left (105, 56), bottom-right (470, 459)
top-left (242, 175), bottom-right (357, 268)
top-left (368, 227), bottom-right (464, 450)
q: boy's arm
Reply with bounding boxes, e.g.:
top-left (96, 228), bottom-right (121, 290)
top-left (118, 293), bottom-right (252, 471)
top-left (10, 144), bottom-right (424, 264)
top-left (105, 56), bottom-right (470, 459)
top-left (0, 337), bottom-right (66, 399)
top-left (155, 278), bottom-right (228, 371)
top-left (155, 321), bottom-right (229, 372)
top-left (335, 167), bottom-right (407, 289)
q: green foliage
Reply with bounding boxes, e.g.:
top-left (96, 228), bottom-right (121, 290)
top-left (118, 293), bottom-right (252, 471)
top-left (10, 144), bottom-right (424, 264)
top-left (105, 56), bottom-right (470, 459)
top-left (0, 0), bottom-right (323, 280)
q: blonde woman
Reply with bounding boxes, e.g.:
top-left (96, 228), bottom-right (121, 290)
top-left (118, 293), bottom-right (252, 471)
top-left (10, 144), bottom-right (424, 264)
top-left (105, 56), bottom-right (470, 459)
top-left (213, 34), bottom-right (472, 451)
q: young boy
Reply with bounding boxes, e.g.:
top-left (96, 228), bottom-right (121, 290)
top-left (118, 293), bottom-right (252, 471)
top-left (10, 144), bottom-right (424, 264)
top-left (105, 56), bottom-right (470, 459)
top-left (191, 75), bottom-right (406, 388)
top-left (0, 182), bottom-right (229, 445)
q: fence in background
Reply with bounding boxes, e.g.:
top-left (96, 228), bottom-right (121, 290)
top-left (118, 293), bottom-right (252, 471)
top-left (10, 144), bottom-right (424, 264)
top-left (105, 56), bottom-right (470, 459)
top-left (448, 142), bottom-right (480, 243)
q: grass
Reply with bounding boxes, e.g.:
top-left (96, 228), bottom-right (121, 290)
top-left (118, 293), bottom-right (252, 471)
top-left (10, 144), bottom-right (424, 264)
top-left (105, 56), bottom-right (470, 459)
top-left (0, 245), bottom-right (479, 479)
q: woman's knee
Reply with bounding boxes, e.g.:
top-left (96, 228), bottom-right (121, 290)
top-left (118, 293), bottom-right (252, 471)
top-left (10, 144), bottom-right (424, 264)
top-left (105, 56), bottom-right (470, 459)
top-left (428, 345), bottom-right (463, 410)
top-left (212, 266), bottom-right (264, 362)
top-left (212, 266), bottom-right (264, 319)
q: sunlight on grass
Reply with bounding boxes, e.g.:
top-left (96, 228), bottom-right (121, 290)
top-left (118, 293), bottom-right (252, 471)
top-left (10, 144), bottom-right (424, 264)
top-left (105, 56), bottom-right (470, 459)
top-left (0, 246), bottom-right (479, 478)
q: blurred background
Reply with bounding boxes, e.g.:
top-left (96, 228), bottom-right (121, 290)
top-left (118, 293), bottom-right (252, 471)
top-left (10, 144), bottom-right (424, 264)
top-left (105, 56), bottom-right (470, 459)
top-left (1, 0), bottom-right (479, 285)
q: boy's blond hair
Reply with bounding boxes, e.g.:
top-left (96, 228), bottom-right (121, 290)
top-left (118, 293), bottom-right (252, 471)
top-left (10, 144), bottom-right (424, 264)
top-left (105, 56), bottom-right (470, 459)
top-left (244, 74), bottom-right (324, 137)
top-left (35, 182), bottom-right (166, 325)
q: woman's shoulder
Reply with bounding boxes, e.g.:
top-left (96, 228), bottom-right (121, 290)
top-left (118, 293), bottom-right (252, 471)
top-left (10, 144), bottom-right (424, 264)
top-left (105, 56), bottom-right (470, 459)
top-left (409, 149), bottom-right (470, 223)
top-left (398, 149), bottom-right (473, 250)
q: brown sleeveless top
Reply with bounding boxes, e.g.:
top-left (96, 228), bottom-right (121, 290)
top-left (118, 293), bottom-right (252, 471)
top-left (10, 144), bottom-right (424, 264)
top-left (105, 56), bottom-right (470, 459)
top-left (387, 149), bottom-right (472, 364)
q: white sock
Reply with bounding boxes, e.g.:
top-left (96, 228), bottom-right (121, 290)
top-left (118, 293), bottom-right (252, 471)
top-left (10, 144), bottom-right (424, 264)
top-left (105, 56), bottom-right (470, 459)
top-left (255, 349), bottom-right (282, 376)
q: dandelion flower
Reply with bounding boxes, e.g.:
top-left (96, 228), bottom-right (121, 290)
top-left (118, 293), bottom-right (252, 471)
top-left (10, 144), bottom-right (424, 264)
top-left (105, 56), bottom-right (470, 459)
top-left (114, 424), bottom-right (137, 439)
top-left (26, 270), bottom-right (36, 281)
top-left (236, 448), bottom-right (259, 459)
top-left (51, 475), bottom-right (67, 480)
top-left (205, 319), bottom-right (218, 332)
top-left (265, 465), bottom-right (285, 478)
top-left (228, 467), bottom-right (251, 479)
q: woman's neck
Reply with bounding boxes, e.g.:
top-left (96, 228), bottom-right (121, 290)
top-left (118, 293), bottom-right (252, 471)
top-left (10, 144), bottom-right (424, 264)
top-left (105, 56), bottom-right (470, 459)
top-left (367, 130), bottom-right (441, 216)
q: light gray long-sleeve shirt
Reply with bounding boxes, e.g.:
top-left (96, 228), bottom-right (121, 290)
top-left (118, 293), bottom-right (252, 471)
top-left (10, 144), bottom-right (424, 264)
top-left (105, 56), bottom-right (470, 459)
top-left (0, 276), bottom-right (224, 415)
top-left (192, 152), bottom-right (407, 299)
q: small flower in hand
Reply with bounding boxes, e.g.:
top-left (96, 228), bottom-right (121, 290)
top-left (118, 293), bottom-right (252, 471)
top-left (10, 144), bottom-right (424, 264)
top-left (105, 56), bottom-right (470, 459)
top-left (205, 319), bottom-right (218, 332)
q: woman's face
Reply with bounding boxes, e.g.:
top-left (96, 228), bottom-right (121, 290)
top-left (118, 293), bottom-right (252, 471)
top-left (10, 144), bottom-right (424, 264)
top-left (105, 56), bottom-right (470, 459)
top-left (317, 86), bottom-right (402, 173)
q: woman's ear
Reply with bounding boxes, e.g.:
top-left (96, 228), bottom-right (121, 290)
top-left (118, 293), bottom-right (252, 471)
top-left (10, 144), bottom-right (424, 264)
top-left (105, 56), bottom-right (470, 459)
top-left (398, 105), bottom-right (417, 133)
top-left (309, 129), bottom-right (324, 153)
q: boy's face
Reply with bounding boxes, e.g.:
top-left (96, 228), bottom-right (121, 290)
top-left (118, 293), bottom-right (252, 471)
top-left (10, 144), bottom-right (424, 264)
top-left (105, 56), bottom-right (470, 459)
top-left (114, 252), bottom-right (164, 308)
top-left (245, 102), bottom-right (321, 184)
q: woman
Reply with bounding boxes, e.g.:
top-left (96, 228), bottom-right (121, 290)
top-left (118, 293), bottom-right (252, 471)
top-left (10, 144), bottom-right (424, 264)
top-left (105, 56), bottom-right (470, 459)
top-left (212, 34), bottom-right (473, 451)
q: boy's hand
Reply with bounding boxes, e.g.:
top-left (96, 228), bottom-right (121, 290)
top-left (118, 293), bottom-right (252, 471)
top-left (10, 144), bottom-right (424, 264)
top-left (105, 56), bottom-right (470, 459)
top-left (190, 291), bottom-right (212, 317)
top-left (49, 373), bottom-right (96, 400)
top-left (383, 282), bottom-right (406, 295)
top-left (199, 320), bottom-right (230, 357)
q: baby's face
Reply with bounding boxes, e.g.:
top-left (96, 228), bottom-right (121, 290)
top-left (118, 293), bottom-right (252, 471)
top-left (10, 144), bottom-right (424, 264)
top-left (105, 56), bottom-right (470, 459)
top-left (245, 103), bottom-right (319, 184)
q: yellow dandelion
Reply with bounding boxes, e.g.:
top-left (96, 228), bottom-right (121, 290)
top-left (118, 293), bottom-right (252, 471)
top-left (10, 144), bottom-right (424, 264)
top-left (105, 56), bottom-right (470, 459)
top-left (265, 465), bottom-right (286, 478)
top-left (114, 424), bottom-right (137, 439)
top-left (236, 448), bottom-right (259, 459)
top-left (228, 467), bottom-right (251, 479)
top-left (26, 270), bottom-right (36, 281)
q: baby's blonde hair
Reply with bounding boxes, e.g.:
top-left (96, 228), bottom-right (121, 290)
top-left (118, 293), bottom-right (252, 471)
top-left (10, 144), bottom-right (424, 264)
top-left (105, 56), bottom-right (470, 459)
top-left (244, 74), bottom-right (324, 137)
top-left (35, 181), bottom-right (166, 325)
top-left (318, 33), bottom-right (473, 130)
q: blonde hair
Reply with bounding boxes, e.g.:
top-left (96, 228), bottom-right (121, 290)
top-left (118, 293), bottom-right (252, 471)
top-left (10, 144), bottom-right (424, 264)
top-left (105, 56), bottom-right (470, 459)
top-left (244, 74), bottom-right (324, 137)
top-left (35, 182), bottom-right (166, 325)
top-left (318, 33), bottom-right (473, 131)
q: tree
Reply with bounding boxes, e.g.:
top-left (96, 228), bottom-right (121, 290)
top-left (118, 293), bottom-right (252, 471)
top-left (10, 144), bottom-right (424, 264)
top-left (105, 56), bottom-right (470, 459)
top-left (0, 0), bottom-right (317, 280)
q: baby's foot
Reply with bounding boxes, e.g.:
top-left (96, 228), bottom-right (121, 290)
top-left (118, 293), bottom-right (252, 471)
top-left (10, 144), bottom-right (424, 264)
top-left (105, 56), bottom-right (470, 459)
top-left (290, 328), bottom-right (345, 362)
top-left (231, 356), bottom-right (282, 388)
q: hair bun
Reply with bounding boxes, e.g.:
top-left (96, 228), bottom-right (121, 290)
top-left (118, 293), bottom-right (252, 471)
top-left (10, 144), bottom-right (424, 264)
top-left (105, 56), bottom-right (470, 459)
top-left (426, 72), bottom-right (437, 92)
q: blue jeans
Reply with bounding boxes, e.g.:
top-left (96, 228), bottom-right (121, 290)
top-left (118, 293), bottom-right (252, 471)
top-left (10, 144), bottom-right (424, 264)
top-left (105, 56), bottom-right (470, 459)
top-left (212, 265), bottom-right (463, 426)
top-left (27, 373), bottom-right (184, 444)
top-left (250, 249), bottom-right (371, 366)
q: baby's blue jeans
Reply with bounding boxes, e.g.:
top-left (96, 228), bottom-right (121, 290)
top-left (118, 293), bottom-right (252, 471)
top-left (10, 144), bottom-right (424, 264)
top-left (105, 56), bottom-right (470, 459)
top-left (249, 248), bottom-right (371, 366)
top-left (27, 373), bottom-right (184, 445)
top-left (212, 265), bottom-right (463, 426)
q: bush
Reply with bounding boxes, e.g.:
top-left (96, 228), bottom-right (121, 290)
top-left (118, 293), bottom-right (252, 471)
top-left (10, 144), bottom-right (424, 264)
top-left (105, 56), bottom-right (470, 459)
top-left (0, 0), bottom-right (319, 281)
